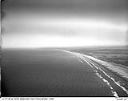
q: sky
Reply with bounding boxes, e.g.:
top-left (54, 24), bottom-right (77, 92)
top-left (2, 0), bottom-right (128, 48)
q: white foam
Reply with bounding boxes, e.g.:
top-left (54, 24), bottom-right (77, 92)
top-left (62, 50), bottom-right (128, 96)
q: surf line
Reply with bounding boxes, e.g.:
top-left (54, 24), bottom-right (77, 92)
top-left (63, 50), bottom-right (128, 95)
top-left (62, 50), bottom-right (119, 97)
top-left (82, 55), bottom-right (128, 95)
top-left (75, 53), bottom-right (119, 97)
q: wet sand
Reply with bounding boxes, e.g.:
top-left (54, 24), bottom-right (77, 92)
top-left (2, 49), bottom-right (113, 96)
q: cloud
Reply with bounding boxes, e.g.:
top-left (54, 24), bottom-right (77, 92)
top-left (2, 0), bottom-right (128, 48)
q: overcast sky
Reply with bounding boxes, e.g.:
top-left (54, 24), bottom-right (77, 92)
top-left (2, 0), bottom-right (128, 48)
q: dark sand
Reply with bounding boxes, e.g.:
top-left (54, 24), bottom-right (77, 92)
top-left (2, 49), bottom-right (113, 96)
